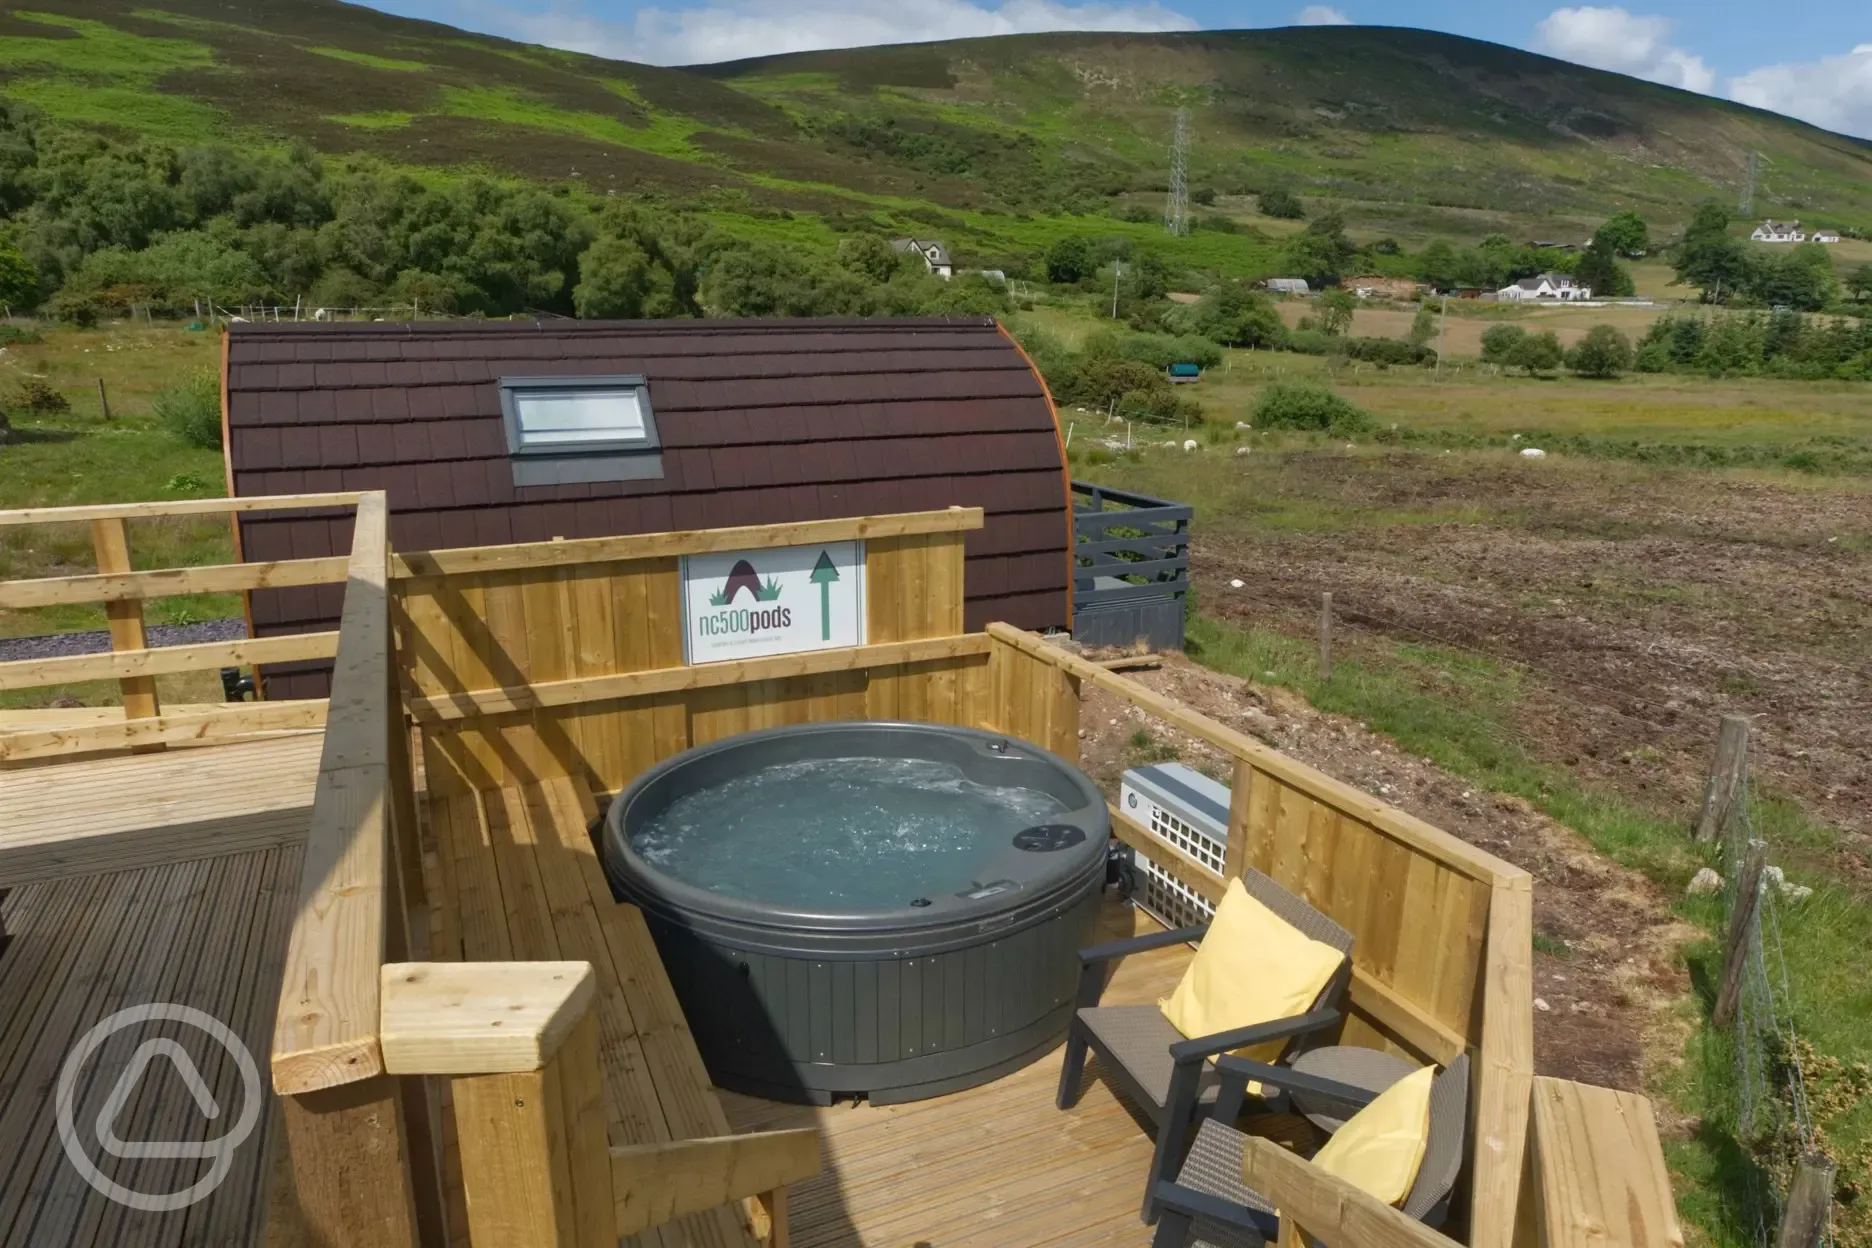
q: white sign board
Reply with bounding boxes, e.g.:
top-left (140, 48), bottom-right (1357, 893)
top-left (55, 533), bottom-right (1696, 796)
top-left (681, 540), bottom-right (865, 664)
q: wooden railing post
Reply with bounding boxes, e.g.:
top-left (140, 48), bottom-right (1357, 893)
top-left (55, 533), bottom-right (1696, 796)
top-left (382, 961), bottom-right (612, 1248)
top-left (90, 516), bottom-right (161, 746)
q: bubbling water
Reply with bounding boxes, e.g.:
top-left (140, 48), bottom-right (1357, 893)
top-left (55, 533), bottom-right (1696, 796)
top-left (629, 756), bottom-right (1069, 912)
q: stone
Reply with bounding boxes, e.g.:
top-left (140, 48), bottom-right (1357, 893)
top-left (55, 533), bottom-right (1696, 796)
top-left (1686, 866), bottom-right (1724, 897)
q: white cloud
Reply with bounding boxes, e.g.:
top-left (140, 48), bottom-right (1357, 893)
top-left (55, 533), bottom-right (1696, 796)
top-left (1293, 5), bottom-right (1350, 25)
top-left (1729, 44), bottom-right (1872, 139)
top-left (1533, 6), bottom-right (1714, 94)
top-left (454, 0), bottom-right (1198, 66)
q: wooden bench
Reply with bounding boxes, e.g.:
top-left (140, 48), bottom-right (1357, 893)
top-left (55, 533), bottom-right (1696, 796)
top-left (427, 775), bottom-right (775, 1247)
top-left (1518, 1076), bottom-right (1685, 1248)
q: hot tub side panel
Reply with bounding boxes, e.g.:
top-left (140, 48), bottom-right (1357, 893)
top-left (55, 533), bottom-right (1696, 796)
top-left (645, 889), bottom-right (1101, 1105)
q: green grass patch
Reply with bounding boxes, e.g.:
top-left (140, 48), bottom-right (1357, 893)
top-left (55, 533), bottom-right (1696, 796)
top-left (306, 45), bottom-right (429, 72)
top-left (436, 85), bottom-right (707, 160)
top-left (327, 110), bottom-right (417, 130)
top-left (1184, 610), bottom-right (1871, 1245)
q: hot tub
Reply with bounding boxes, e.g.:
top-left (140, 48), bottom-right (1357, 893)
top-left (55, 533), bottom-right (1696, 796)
top-left (600, 721), bottom-right (1109, 1105)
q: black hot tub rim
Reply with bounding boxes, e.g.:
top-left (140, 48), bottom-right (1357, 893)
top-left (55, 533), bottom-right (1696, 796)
top-left (600, 721), bottom-right (1108, 957)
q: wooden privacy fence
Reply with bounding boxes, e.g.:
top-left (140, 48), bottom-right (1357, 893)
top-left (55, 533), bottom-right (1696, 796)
top-left (0, 491), bottom-right (367, 761)
top-left (984, 624), bottom-right (1535, 1248)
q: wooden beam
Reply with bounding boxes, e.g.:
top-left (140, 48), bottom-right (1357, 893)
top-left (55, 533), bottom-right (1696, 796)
top-left (610, 1129), bottom-right (822, 1239)
top-left (90, 517), bottom-right (161, 740)
top-left (453, 1010), bottom-right (614, 1248)
top-left (989, 624), bottom-right (1525, 888)
top-left (0, 630), bottom-right (339, 691)
top-left (1240, 1136), bottom-right (1457, 1248)
top-left (1712, 840), bottom-right (1766, 1030)
top-left (1522, 1077), bottom-right (1684, 1248)
top-left (0, 491), bottom-right (367, 526)
top-left (1109, 803), bottom-right (1467, 1066)
top-left (1470, 879), bottom-right (1535, 1248)
top-left (279, 1077), bottom-right (422, 1248)
top-left (380, 961), bottom-right (597, 1076)
top-left (392, 507), bottom-right (985, 579)
top-left (0, 555), bottom-right (350, 609)
top-left (0, 699), bottom-right (328, 761)
top-left (409, 633), bottom-right (993, 722)
top-left (272, 491), bottom-right (393, 1095)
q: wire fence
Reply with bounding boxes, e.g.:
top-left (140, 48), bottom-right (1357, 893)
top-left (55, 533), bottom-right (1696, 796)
top-left (1728, 760), bottom-right (1833, 1248)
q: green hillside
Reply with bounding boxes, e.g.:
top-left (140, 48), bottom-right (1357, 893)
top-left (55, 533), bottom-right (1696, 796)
top-left (1, 0), bottom-right (1869, 245)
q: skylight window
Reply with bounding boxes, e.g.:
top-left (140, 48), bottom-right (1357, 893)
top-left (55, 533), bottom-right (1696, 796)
top-left (499, 375), bottom-right (663, 486)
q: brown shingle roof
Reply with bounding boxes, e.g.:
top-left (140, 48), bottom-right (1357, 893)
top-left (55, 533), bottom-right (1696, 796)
top-left (225, 318), bottom-right (1070, 698)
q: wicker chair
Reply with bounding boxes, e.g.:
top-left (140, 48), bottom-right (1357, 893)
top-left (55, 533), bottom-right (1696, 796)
top-left (1054, 868), bottom-right (1353, 1222)
top-left (1148, 1053), bottom-right (1472, 1248)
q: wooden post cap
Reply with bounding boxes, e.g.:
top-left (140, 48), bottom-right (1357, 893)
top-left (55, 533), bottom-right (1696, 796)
top-left (380, 961), bottom-right (597, 1075)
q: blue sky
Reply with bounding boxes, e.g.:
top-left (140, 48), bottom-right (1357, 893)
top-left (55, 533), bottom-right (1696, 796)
top-left (358, 0), bottom-right (1872, 135)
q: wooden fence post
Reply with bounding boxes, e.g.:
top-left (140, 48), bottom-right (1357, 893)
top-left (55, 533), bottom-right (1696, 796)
top-left (382, 962), bottom-right (611, 1248)
top-left (90, 516), bottom-right (161, 744)
top-left (1694, 714), bottom-right (1750, 843)
top-left (1318, 592), bottom-right (1333, 681)
top-left (96, 377), bottom-right (111, 422)
top-left (1712, 840), bottom-right (1767, 1030)
top-left (1776, 1152), bottom-right (1837, 1248)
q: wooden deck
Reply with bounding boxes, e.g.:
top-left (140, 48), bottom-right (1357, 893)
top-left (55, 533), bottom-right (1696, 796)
top-left (0, 733), bottom-right (323, 887)
top-left (0, 844), bottom-right (302, 1248)
top-left (721, 899), bottom-right (1195, 1248)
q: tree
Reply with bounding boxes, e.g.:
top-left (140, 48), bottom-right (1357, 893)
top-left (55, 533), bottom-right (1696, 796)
top-left (1284, 212), bottom-right (1356, 288)
top-left (1317, 287), bottom-right (1355, 336)
top-left (1597, 211), bottom-right (1649, 257)
top-left (837, 233), bottom-right (902, 284)
top-left (1408, 301), bottom-right (1437, 347)
top-left (1258, 188), bottom-right (1305, 220)
top-left (1416, 240), bottom-right (1459, 291)
top-left (1566, 324), bottom-right (1633, 377)
top-left (1129, 249), bottom-right (1173, 300)
top-left (1508, 330), bottom-right (1564, 375)
top-left (1575, 233), bottom-right (1633, 298)
top-left (0, 244), bottom-right (36, 309)
top-left (1190, 279), bottom-right (1286, 348)
top-left (1674, 200), bottom-right (1748, 302)
top-left (573, 236), bottom-right (653, 318)
top-left (1848, 263), bottom-right (1872, 302)
top-left (1045, 235), bottom-right (1093, 285)
top-left (1480, 323), bottom-right (1527, 363)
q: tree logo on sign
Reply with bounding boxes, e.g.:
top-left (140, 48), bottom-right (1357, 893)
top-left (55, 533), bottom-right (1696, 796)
top-left (708, 558), bottom-right (784, 606)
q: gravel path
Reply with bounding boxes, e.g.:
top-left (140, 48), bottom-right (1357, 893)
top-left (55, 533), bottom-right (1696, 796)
top-left (0, 617), bottom-right (246, 663)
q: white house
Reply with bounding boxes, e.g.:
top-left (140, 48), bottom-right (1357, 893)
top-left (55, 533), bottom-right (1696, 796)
top-left (890, 238), bottom-right (953, 279)
top-left (1811, 230), bottom-right (1841, 244)
top-left (1496, 273), bottom-right (1591, 302)
top-left (1751, 220), bottom-right (1806, 243)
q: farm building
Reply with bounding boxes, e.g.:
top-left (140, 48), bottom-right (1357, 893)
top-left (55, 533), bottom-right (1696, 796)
top-left (222, 318), bottom-right (1072, 697)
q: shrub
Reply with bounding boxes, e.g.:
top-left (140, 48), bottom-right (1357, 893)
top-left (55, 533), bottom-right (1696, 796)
top-left (1566, 324), bottom-right (1633, 378)
top-left (1480, 323), bottom-right (1527, 363)
top-left (1259, 188), bottom-right (1306, 220)
top-left (1252, 382), bottom-right (1372, 433)
top-left (1117, 332), bottom-right (1224, 370)
top-left (6, 377), bottom-right (68, 415)
top-left (153, 368), bottom-right (223, 449)
top-left (0, 324), bottom-right (43, 346)
top-left (1508, 330), bottom-right (1564, 375)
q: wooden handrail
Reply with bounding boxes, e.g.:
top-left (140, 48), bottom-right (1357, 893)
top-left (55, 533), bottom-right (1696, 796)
top-left (611, 1130), bottom-right (822, 1240)
top-left (987, 623), bottom-right (1524, 888)
top-left (1240, 1136), bottom-right (1457, 1248)
top-left (0, 631), bottom-right (338, 691)
top-left (379, 961), bottom-right (597, 1075)
top-left (0, 699), bottom-right (327, 762)
top-left (1472, 878), bottom-right (1536, 1248)
top-left (392, 506), bottom-right (985, 579)
top-left (0, 491), bottom-right (367, 526)
top-left (408, 633), bottom-right (992, 722)
top-left (0, 555), bottom-right (351, 608)
top-left (270, 491), bottom-right (393, 1095)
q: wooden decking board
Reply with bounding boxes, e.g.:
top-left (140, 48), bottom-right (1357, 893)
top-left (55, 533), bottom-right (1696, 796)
top-left (0, 733), bottom-right (322, 887)
top-left (427, 778), bottom-right (751, 1248)
top-left (718, 898), bottom-right (1197, 1248)
top-left (0, 843), bottom-right (302, 1248)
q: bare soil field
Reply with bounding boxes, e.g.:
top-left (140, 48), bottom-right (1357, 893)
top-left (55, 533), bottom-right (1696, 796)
top-left (1177, 451), bottom-right (1871, 846)
top-left (1071, 651), bottom-right (1698, 1094)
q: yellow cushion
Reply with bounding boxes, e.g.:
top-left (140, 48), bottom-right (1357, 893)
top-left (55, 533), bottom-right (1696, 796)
top-left (1158, 876), bottom-right (1344, 1066)
top-left (1311, 1064), bottom-right (1435, 1206)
